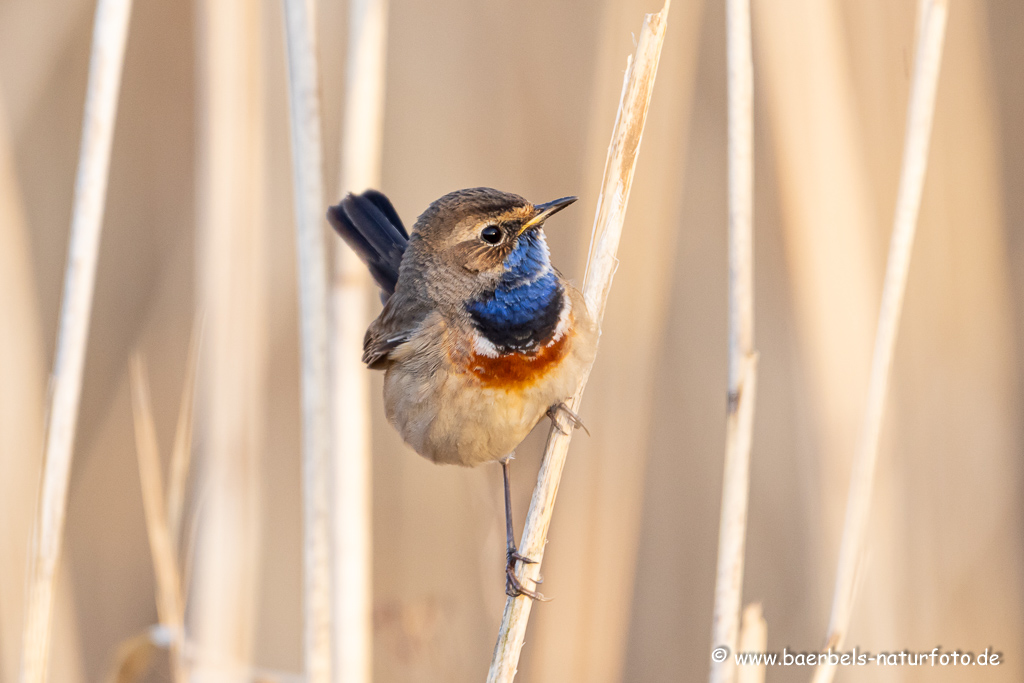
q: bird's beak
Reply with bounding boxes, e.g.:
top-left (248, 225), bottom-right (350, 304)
top-left (519, 196), bottom-right (578, 235)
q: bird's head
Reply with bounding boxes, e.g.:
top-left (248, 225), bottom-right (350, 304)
top-left (407, 187), bottom-right (577, 305)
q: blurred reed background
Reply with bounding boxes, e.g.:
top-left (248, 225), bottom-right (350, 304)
top-left (0, 0), bottom-right (1022, 682)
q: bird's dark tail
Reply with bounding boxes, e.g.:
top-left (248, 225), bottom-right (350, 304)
top-left (327, 190), bottom-right (409, 301)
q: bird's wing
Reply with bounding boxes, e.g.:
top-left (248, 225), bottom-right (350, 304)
top-left (362, 290), bottom-right (439, 369)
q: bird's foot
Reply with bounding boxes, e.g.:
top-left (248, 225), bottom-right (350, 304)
top-left (505, 566), bottom-right (548, 601)
top-left (507, 546), bottom-right (536, 566)
top-left (548, 402), bottom-right (590, 436)
top-left (505, 546), bottom-right (548, 600)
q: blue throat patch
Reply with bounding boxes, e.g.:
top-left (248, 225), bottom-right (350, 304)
top-left (467, 231), bottom-right (565, 353)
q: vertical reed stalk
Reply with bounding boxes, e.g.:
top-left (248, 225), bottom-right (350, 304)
top-left (486, 4), bottom-right (670, 680)
top-left (282, 1), bottom-right (333, 681)
top-left (752, 2), bottom-right (881, 622)
top-left (735, 604), bottom-right (766, 683)
top-left (193, 0), bottom-right (266, 679)
top-left (0, 95), bottom-right (47, 683)
top-left (128, 356), bottom-right (187, 683)
top-left (812, 3), bottom-right (948, 681)
top-left (333, 0), bottom-right (388, 681)
top-left (167, 322), bottom-right (199, 555)
top-left (0, 93), bottom-right (84, 683)
top-left (709, 0), bottom-right (757, 681)
top-left (19, 1), bottom-right (133, 680)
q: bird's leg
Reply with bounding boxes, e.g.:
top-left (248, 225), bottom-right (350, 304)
top-left (547, 402), bottom-right (590, 436)
top-left (500, 456), bottom-right (547, 600)
top-left (501, 456), bottom-right (534, 565)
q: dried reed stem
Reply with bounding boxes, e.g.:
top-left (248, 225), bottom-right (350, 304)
top-left (128, 356), bottom-right (187, 683)
top-left (0, 93), bottom-right (46, 683)
top-left (709, 0), bottom-right (758, 681)
top-left (812, 2), bottom-right (948, 682)
top-left (19, 1), bottom-right (133, 680)
top-left (167, 322), bottom-right (199, 554)
top-left (282, 1), bottom-right (333, 681)
top-left (486, 3), bottom-right (670, 680)
top-left (736, 604), bottom-right (767, 683)
top-left (332, 0), bottom-right (388, 681)
top-left (0, 95), bottom-right (84, 683)
top-left (752, 0), bottom-right (881, 603)
top-left (193, 1), bottom-right (266, 679)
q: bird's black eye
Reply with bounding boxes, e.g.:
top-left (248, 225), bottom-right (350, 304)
top-left (481, 225), bottom-right (502, 244)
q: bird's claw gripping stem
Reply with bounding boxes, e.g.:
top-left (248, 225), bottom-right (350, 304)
top-left (548, 402), bottom-right (590, 436)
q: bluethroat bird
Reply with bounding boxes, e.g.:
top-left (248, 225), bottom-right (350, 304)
top-left (328, 187), bottom-right (597, 599)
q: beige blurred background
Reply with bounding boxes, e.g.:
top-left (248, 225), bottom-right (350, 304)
top-left (1, 0), bottom-right (1022, 681)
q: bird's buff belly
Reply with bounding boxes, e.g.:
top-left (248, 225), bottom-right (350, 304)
top-left (382, 333), bottom-right (586, 467)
